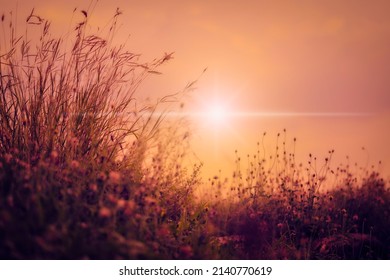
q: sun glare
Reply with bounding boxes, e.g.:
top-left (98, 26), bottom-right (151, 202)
top-left (207, 103), bottom-right (229, 126)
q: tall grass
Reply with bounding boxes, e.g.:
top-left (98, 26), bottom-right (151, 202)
top-left (0, 9), bottom-right (205, 259)
top-left (0, 8), bottom-right (178, 169)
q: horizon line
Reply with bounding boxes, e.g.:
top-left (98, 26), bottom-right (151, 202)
top-left (155, 111), bottom-right (374, 118)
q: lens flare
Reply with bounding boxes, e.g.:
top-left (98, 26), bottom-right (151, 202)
top-left (208, 104), bottom-right (229, 125)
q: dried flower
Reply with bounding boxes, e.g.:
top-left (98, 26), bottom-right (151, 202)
top-left (117, 199), bottom-right (126, 209)
top-left (99, 207), bottom-right (111, 218)
top-left (124, 200), bottom-right (136, 216)
top-left (180, 245), bottom-right (193, 258)
top-left (109, 171), bottom-right (121, 184)
top-left (89, 184), bottom-right (98, 192)
top-left (70, 160), bottom-right (80, 169)
top-left (70, 137), bottom-right (79, 147)
top-left (157, 225), bottom-right (171, 237)
top-left (50, 150), bottom-right (58, 160)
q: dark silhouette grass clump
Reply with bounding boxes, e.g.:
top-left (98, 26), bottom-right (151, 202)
top-left (0, 9), bottom-right (205, 259)
top-left (0, 9), bottom-right (388, 260)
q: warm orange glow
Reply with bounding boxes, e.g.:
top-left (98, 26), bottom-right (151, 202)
top-left (1, 0), bottom-right (389, 179)
top-left (208, 104), bottom-right (227, 124)
top-left (200, 100), bottom-right (231, 128)
top-left (2, 0), bottom-right (390, 262)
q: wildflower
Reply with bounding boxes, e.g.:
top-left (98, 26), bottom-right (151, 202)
top-left (70, 160), bottom-right (80, 169)
top-left (277, 223), bottom-right (283, 229)
top-left (352, 214), bottom-right (359, 221)
top-left (124, 200), bottom-right (135, 216)
top-left (107, 195), bottom-right (115, 204)
top-left (99, 207), bottom-right (111, 218)
top-left (117, 199), bottom-right (126, 209)
top-left (70, 137), bottom-right (79, 147)
top-left (50, 150), bottom-right (58, 160)
top-left (180, 245), bottom-right (193, 258)
top-left (89, 183), bottom-right (98, 192)
top-left (157, 225), bottom-right (171, 238)
top-left (109, 171), bottom-right (121, 184)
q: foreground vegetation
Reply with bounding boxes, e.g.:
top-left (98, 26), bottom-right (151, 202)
top-left (1, 10), bottom-right (389, 259)
top-left (202, 134), bottom-right (389, 259)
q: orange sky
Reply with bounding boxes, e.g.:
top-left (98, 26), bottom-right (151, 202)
top-left (2, 0), bottom-right (390, 179)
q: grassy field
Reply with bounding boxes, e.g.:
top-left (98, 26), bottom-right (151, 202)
top-left (1, 11), bottom-right (389, 259)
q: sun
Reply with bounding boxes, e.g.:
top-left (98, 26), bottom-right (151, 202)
top-left (206, 102), bottom-right (230, 126)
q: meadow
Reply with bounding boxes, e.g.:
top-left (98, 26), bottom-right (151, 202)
top-left (0, 10), bottom-right (389, 260)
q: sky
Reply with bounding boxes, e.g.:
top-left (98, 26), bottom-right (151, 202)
top-left (1, 0), bottom-right (389, 179)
